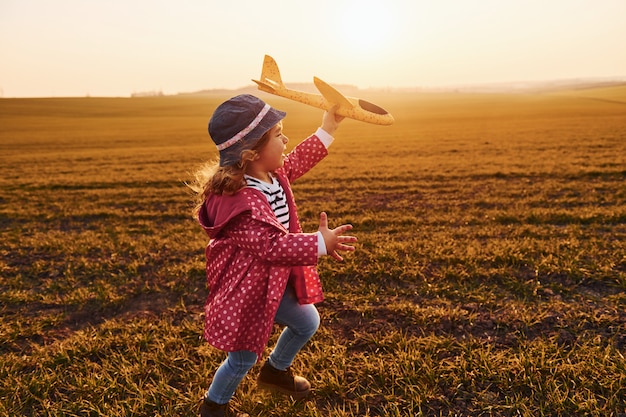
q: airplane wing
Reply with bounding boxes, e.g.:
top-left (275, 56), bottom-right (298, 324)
top-left (313, 77), bottom-right (354, 109)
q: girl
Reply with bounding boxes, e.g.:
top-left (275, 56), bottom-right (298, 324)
top-left (191, 94), bottom-right (356, 417)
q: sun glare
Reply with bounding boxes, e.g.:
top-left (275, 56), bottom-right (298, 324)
top-left (337, 1), bottom-right (394, 54)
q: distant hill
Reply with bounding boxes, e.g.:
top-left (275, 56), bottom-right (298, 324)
top-left (178, 78), bottom-right (626, 96)
top-left (179, 82), bottom-right (360, 96)
top-left (425, 78), bottom-right (626, 94)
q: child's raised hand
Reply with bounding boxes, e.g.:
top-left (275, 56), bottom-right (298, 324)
top-left (321, 105), bottom-right (345, 136)
top-left (318, 212), bottom-right (357, 261)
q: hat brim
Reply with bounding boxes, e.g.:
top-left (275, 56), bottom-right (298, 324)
top-left (219, 107), bottom-right (286, 167)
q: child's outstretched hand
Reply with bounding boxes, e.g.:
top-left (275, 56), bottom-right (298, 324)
top-left (318, 212), bottom-right (357, 261)
top-left (321, 105), bottom-right (345, 136)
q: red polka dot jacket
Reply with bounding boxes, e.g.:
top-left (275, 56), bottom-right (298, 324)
top-left (198, 135), bottom-right (329, 357)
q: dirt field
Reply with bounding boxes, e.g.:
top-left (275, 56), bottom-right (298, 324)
top-left (1, 87), bottom-right (625, 416)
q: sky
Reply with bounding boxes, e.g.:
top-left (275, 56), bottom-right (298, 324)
top-left (1, 0), bottom-right (625, 97)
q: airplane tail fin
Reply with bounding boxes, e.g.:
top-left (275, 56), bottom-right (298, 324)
top-left (252, 55), bottom-right (284, 93)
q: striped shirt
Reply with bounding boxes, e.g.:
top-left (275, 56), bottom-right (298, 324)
top-left (245, 175), bottom-right (290, 229)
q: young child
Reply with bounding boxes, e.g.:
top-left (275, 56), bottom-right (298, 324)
top-left (191, 94), bottom-right (356, 417)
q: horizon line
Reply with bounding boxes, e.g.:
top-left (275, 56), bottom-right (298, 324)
top-left (2, 76), bottom-right (625, 99)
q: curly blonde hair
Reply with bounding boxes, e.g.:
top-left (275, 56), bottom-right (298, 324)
top-left (190, 131), bottom-right (271, 217)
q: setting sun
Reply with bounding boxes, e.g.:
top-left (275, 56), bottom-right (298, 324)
top-left (336, 0), bottom-right (395, 54)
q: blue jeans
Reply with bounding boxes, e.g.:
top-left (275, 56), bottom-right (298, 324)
top-left (206, 285), bottom-right (320, 404)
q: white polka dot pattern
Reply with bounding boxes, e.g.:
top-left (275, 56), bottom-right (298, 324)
top-left (198, 135), bottom-right (329, 357)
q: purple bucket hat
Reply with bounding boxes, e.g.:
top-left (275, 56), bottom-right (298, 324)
top-left (208, 94), bottom-right (286, 166)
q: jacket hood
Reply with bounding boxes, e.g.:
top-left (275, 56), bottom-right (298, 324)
top-left (199, 191), bottom-right (247, 239)
top-left (198, 188), bottom-right (286, 239)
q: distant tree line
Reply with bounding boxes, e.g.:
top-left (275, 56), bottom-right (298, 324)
top-left (131, 90), bottom-right (164, 97)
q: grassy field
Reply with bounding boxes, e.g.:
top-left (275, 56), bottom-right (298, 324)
top-left (1, 86), bottom-right (625, 416)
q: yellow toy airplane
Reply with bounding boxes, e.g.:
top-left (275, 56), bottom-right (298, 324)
top-left (252, 55), bottom-right (394, 126)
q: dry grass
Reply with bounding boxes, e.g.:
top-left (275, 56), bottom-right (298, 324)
top-left (1, 87), bottom-right (625, 416)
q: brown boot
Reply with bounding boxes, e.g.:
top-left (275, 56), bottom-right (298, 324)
top-left (257, 361), bottom-right (311, 399)
top-left (199, 398), bottom-right (249, 417)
